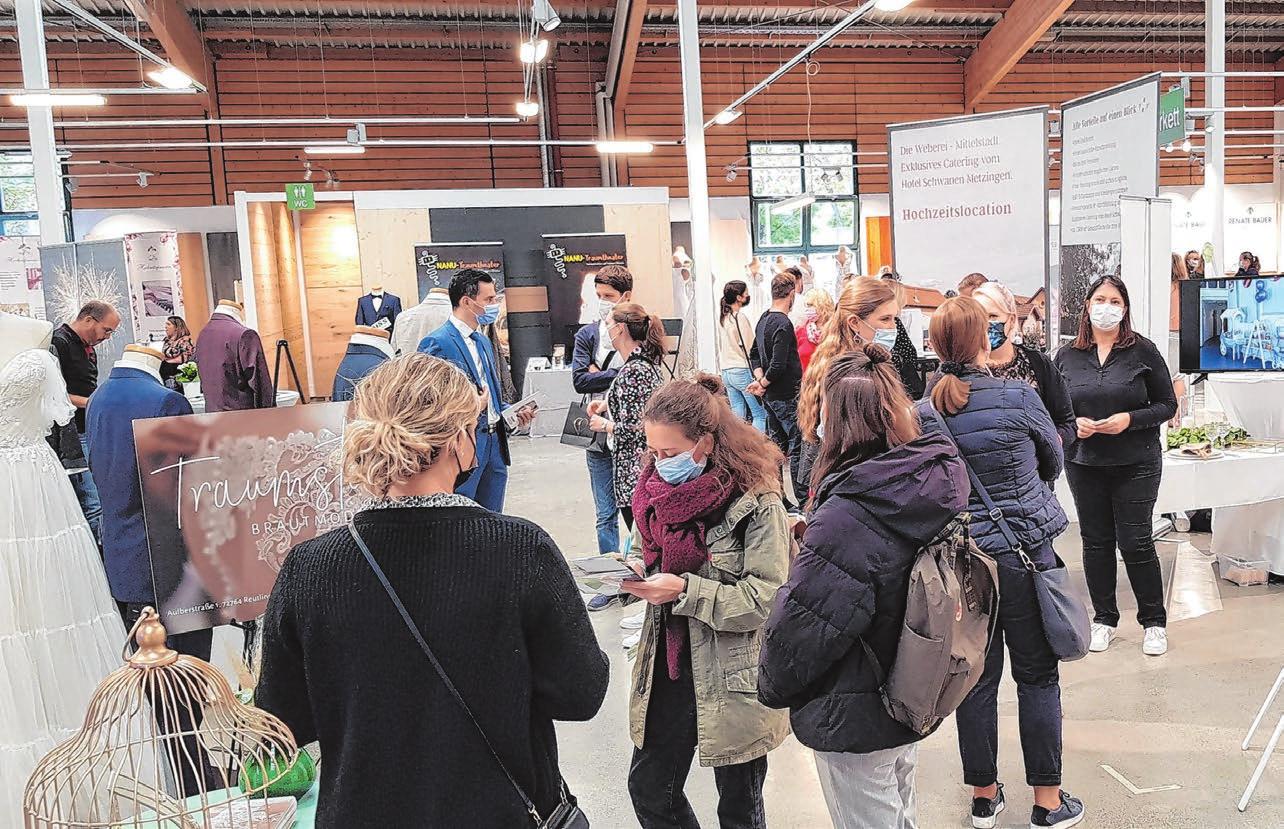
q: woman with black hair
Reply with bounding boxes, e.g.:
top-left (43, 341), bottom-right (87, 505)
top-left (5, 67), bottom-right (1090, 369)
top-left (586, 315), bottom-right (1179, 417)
top-left (1054, 275), bottom-right (1177, 658)
top-left (718, 280), bottom-right (767, 432)
top-left (1236, 251), bottom-right (1261, 276)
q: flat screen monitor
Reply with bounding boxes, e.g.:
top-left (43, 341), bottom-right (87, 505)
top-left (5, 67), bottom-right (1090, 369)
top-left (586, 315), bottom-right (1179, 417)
top-left (1179, 277), bottom-right (1284, 373)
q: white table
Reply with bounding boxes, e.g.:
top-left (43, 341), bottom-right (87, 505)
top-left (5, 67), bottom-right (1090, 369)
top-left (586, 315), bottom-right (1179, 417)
top-left (521, 368), bottom-right (578, 438)
top-left (1055, 448), bottom-right (1284, 574)
top-left (186, 389), bottom-right (300, 414)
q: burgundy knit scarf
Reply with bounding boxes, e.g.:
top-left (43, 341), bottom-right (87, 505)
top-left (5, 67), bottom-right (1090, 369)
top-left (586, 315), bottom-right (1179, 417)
top-left (633, 462), bottom-right (738, 680)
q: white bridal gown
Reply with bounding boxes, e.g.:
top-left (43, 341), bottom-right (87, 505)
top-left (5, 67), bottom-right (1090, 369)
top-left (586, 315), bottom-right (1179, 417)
top-left (0, 349), bottom-right (125, 824)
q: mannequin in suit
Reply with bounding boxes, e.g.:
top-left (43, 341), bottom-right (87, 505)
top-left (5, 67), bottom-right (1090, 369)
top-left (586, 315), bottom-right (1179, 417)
top-left (193, 300), bottom-right (275, 412)
top-left (332, 325), bottom-right (394, 402)
top-left (355, 284), bottom-right (402, 332)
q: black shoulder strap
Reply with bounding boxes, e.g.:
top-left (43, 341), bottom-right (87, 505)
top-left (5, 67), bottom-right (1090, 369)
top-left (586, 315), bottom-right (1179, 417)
top-left (348, 524), bottom-right (545, 823)
top-left (729, 312), bottom-right (758, 370)
top-left (925, 404), bottom-right (1035, 570)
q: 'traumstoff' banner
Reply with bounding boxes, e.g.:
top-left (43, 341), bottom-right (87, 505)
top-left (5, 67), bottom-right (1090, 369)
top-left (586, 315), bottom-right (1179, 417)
top-left (414, 241), bottom-right (505, 300)
top-left (135, 403), bottom-right (360, 634)
top-left (889, 106), bottom-right (1049, 304)
top-left (543, 233), bottom-right (628, 349)
top-left (1057, 73), bottom-right (1160, 341)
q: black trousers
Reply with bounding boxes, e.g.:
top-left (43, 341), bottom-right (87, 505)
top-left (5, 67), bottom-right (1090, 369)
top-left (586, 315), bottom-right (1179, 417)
top-left (1064, 458), bottom-right (1168, 629)
top-left (628, 644), bottom-right (768, 829)
top-left (763, 396), bottom-right (802, 505)
top-left (957, 543), bottom-right (1062, 788)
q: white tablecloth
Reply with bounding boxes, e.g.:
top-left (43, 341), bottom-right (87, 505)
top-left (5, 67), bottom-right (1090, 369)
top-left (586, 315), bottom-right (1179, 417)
top-left (522, 368), bottom-right (578, 438)
top-left (186, 389), bottom-right (300, 414)
top-left (1055, 449), bottom-right (1284, 574)
top-left (1208, 373), bottom-right (1284, 439)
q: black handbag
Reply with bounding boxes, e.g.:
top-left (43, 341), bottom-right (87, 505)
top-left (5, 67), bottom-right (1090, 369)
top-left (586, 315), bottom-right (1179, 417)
top-left (927, 405), bottom-right (1092, 662)
top-left (349, 525), bottom-right (589, 828)
top-left (561, 351), bottom-right (612, 452)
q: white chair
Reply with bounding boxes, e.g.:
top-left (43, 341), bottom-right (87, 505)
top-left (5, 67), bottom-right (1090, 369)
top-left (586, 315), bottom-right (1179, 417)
top-left (1239, 666), bottom-right (1284, 811)
top-left (1245, 320), bottom-right (1276, 369)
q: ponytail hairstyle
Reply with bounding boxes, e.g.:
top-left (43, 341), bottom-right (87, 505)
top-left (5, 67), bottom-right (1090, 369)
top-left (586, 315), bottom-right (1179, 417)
top-left (612, 302), bottom-right (666, 364)
top-left (809, 345), bottom-right (920, 506)
top-left (344, 353), bottom-right (481, 497)
top-left (642, 373), bottom-right (783, 496)
top-left (721, 280), bottom-right (748, 324)
top-left (929, 296), bottom-right (988, 416)
top-left (798, 276), bottom-right (897, 440)
top-left (1240, 251), bottom-right (1261, 273)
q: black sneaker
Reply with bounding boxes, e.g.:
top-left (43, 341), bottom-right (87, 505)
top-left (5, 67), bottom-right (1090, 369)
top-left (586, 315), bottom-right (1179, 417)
top-left (586, 594), bottom-right (620, 612)
top-left (971, 783), bottom-right (1004, 829)
top-left (1030, 791), bottom-right (1085, 828)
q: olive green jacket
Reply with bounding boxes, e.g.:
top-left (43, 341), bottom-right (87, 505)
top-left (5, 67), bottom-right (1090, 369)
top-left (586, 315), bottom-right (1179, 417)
top-left (628, 488), bottom-right (792, 767)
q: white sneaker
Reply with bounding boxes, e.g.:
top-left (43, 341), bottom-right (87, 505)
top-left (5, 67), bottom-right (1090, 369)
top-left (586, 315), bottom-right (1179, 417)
top-left (1088, 623), bottom-right (1115, 653)
top-left (622, 631), bottom-right (641, 649)
top-left (620, 607), bottom-right (646, 631)
top-left (1142, 626), bottom-right (1168, 656)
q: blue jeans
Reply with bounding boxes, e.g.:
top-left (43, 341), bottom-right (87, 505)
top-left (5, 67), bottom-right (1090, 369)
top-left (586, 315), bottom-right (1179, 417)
top-left (764, 396), bottom-right (802, 500)
top-left (586, 449), bottom-right (619, 554)
top-left (71, 432), bottom-right (102, 543)
top-left (956, 541), bottom-right (1062, 788)
top-left (721, 368), bottom-right (767, 432)
top-left (455, 428), bottom-right (509, 512)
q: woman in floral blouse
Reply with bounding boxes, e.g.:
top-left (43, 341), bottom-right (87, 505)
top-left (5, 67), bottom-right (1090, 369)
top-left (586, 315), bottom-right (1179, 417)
top-left (160, 315), bottom-right (194, 385)
top-left (587, 303), bottom-right (666, 529)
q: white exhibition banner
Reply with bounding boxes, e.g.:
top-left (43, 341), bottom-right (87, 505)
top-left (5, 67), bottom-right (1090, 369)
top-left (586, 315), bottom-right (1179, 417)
top-left (888, 107), bottom-right (1049, 302)
top-left (0, 235), bottom-right (44, 319)
top-left (1056, 74), bottom-right (1160, 340)
top-left (124, 231), bottom-right (185, 341)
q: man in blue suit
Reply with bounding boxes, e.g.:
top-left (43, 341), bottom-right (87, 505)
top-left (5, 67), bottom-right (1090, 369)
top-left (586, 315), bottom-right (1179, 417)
top-left (355, 287), bottom-right (402, 332)
top-left (419, 269), bottom-right (532, 512)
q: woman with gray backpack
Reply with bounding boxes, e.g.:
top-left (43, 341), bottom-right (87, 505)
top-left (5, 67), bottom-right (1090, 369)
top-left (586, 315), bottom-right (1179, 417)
top-left (758, 345), bottom-right (977, 829)
top-left (918, 297), bottom-right (1087, 829)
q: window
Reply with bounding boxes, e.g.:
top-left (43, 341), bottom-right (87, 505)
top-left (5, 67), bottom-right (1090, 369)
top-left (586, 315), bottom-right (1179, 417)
top-left (0, 157), bottom-right (38, 237)
top-left (749, 141), bottom-right (858, 257)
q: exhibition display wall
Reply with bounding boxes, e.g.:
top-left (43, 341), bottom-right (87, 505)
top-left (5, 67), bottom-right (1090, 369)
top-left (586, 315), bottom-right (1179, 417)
top-left (237, 188), bottom-right (675, 398)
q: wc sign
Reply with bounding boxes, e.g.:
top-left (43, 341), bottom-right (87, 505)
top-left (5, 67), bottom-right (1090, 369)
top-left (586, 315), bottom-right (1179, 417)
top-left (1158, 86), bottom-right (1185, 147)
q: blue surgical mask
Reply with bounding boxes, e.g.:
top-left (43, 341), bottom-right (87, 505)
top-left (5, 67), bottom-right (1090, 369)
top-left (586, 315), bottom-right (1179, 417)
top-left (871, 327), bottom-right (898, 351)
top-left (655, 449), bottom-right (707, 485)
top-left (475, 302), bottom-right (501, 326)
top-left (987, 320), bottom-right (1008, 350)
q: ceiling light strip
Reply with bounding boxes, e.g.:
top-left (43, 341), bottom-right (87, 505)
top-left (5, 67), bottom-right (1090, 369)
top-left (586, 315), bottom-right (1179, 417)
top-left (0, 116), bottom-right (524, 129)
top-left (43, 138), bottom-right (679, 151)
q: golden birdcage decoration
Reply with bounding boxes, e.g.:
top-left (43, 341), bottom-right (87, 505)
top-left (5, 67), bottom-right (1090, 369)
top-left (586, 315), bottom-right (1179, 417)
top-left (23, 607), bottom-right (300, 829)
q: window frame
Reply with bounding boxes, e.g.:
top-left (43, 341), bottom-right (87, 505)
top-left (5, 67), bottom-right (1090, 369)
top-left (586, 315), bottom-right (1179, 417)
top-left (748, 140), bottom-right (860, 257)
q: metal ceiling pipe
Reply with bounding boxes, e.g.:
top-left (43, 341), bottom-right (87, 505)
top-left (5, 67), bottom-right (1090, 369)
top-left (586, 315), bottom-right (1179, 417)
top-left (0, 116), bottom-right (523, 129)
top-left (702, 0), bottom-right (881, 129)
top-left (28, 138), bottom-right (679, 150)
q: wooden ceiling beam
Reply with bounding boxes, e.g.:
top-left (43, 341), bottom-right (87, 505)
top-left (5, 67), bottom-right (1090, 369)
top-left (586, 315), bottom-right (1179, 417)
top-left (613, 0), bottom-right (649, 118)
top-left (123, 0), bottom-right (213, 94)
top-left (963, 0), bottom-right (1074, 111)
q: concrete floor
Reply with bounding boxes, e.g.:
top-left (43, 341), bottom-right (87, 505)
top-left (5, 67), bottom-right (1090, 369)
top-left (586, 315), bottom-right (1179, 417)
top-left (505, 437), bottom-right (1284, 829)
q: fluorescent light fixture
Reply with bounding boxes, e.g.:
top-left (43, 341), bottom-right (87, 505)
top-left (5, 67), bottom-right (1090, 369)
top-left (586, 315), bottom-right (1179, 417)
top-left (11, 93), bottom-right (105, 107)
top-left (713, 109), bottom-right (743, 125)
top-left (303, 144), bottom-right (366, 155)
top-left (519, 39), bottom-right (550, 64)
top-left (532, 0), bottom-right (561, 31)
top-left (771, 193), bottom-right (815, 214)
top-left (148, 66), bottom-right (194, 89)
top-left (595, 140), bottom-right (654, 154)
top-left (874, 0), bottom-right (915, 10)
top-left (516, 100), bottom-right (540, 118)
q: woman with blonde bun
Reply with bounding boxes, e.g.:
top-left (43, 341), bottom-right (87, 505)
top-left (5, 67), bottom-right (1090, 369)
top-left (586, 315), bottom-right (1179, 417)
top-left (257, 353), bottom-right (608, 827)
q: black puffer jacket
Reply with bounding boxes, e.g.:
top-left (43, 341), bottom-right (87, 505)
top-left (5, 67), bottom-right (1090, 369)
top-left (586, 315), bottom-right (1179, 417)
top-left (757, 431), bottom-right (968, 754)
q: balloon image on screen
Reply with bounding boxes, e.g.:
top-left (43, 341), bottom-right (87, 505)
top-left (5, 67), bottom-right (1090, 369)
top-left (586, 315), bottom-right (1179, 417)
top-left (1179, 277), bottom-right (1284, 373)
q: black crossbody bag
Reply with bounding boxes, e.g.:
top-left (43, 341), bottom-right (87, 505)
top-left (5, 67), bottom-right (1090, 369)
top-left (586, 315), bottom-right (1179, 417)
top-left (349, 525), bottom-right (589, 828)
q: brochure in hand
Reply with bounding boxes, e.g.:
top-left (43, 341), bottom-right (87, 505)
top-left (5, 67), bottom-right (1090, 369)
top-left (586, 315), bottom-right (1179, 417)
top-left (571, 555), bottom-right (643, 595)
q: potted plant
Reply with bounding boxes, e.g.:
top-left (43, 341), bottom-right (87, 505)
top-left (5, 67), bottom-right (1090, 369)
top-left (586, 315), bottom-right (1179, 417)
top-left (176, 361), bottom-right (201, 399)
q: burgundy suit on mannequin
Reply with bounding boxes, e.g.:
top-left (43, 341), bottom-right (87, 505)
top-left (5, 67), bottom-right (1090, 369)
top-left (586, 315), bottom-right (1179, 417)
top-left (194, 303), bottom-right (276, 412)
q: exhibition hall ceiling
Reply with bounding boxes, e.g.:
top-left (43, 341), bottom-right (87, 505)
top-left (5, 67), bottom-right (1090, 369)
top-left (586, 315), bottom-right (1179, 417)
top-left (6, 0), bottom-right (1284, 54)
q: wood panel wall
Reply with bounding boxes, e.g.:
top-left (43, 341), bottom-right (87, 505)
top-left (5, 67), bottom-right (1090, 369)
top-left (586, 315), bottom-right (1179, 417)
top-left (0, 43), bottom-right (1276, 208)
top-left (298, 203), bottom-right (363, 397)
top-left (177, 232), bottom-right (210, 337)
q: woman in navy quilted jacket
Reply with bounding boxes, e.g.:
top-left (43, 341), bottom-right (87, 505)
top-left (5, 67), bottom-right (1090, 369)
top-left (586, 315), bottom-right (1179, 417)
top-left (917, 297), bottom-right (1084, 829)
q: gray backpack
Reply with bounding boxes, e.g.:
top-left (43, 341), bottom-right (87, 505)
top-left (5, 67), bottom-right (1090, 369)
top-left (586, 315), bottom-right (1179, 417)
top-left (860, 515), bottom-right (1000, 737)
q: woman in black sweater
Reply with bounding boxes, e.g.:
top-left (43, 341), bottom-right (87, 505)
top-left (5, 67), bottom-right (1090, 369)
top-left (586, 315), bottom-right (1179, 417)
top-left (973, 281), bottom-right (1077, 449)
top-left (256, 354), bottom-right (609, 827)
top-left (1054, 275), bottom-right (1177, 659)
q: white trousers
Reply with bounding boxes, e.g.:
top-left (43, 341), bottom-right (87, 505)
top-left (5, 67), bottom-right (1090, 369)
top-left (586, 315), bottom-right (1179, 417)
top-left (814, 743), bottom-right (918, 829)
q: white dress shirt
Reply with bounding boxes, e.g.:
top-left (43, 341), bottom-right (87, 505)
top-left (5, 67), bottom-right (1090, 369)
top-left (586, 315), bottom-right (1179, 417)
top-left (448, 314), bottom-right (498, 425)
top-left (595, 320), bottom-right (614, 368)
top-left (371, 293), bottom-right (383, 313)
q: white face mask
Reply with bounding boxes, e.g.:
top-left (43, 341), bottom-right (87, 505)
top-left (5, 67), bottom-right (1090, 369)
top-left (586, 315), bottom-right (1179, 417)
top-left (598, 299), bottom-right (617, 323)
top-left (1089, 303), bottom-right (1125, 331)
